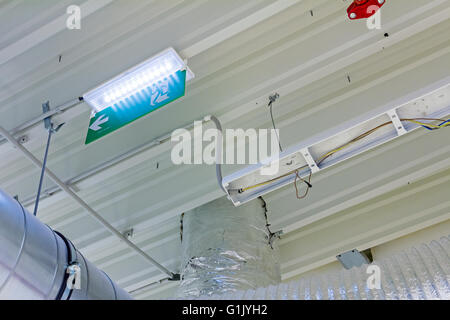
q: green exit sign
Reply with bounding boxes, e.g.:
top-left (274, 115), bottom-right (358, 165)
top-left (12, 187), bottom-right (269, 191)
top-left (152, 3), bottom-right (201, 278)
top-left (85, 70), bottom-right (186, 144)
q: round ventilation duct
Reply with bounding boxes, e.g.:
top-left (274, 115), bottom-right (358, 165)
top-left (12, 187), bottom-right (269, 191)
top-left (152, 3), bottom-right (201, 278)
top-left (0, 189), bottom-right (131, 300)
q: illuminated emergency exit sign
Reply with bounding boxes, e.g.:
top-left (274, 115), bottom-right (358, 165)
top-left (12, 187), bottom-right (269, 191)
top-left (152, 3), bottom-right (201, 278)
top-left (85, 70), bottom-right (186, 144)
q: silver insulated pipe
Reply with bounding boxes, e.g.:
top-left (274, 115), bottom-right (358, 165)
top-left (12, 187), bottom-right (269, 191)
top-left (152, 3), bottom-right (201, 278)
top-left (177, 197), bottom-right (281, 298)
top-left (192, 235), bottom-right (450, 300)
top-left (0, 189), bottom-right (131, 300)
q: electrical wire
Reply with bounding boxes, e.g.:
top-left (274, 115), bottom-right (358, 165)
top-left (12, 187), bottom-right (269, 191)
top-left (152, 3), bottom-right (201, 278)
top-left (316, 121), bottom-right (392, 166)
top-left (402, 118), bottom-right (450, 131)
top-left (269, 102), bottom-right (283, 152)
top-left (238, 164), bottom-right (309, 193)
top-left (237, 117), bottom-right (449, 199)
top-left (294, 170), bottom-right (312, 199)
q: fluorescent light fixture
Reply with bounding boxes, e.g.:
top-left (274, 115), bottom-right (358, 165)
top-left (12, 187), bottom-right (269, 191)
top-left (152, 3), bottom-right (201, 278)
top-left (83, 48), bottom-right (194, 113)
top-left (222, 78), bottom-right (450, 206)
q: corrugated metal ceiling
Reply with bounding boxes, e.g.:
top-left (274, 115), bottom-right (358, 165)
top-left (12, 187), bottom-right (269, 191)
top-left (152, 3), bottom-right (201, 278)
top-left (0, 0), bottom-right (449, 299)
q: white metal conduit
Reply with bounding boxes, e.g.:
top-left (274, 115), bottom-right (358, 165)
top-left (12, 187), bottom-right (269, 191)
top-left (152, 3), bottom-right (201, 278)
top-left (192, 235), bottom-right (450, 300)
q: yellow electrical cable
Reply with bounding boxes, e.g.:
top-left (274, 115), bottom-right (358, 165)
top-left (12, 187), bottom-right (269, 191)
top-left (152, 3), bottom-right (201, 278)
top-left (404, 119), bottom-right (449, 128)
top-left (240, 165), bottom-right (309, 192)
top-left (238, 117), bottom-right (449, 195)
top-left (406, 120), bottom-right (441, 128)
top-left (316, 121), bottom-right (393, 165)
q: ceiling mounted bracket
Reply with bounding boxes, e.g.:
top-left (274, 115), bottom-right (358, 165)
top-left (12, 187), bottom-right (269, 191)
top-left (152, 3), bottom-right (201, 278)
top-left (42, 101), bottom-right (65, 134)
top-left (387, 109), bottom-right (407, 136)
top-left (42, 101), bottom-right (52, 131)
top-left (268, 93), bottom-right (280, 105)
top-left (300, 148), bottom-right (320, 174)
top-left (169, 273), bottom-right (181, 281)
top-left (337, 249), bottom-right (371, 270)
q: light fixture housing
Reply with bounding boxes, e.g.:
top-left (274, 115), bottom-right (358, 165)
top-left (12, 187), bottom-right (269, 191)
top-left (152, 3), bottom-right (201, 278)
top-left (83, 48), bottom-right (194, 113)
top-left (222, 78), bottom-right (450, 206)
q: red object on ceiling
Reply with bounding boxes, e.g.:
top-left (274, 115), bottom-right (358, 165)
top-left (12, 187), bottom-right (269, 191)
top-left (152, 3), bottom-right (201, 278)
top-left (347, 0), bottom-right (386, 20)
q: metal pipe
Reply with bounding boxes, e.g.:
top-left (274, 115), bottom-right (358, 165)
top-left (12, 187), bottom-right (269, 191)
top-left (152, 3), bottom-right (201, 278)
top-left (33, 127), bottom-right (53, 216)
top-left (0, 126), bottom-right (175, 279)
top-left (0, 189), bottom-right (132, 300)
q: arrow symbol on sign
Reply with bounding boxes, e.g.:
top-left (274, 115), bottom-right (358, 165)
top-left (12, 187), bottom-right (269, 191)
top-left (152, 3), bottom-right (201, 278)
top-left (89, 114), bottom-right (109, 131)
top-left (155, 93), bottom-right (169, 104)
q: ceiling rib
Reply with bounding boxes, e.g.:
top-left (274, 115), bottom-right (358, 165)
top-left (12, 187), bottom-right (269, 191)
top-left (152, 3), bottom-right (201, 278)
top-left (1, 0), bottom-right (449, 299)
top-left (1, 0), bottom-right (318, 207)
top-left (180, 0), bottom-right (302, 59)
top-left (13, 0), bottom-right (446, 258)
top-left (0, 0), bottom-right (114, 67)
top-left (0, 0), bottom-right (314, 291)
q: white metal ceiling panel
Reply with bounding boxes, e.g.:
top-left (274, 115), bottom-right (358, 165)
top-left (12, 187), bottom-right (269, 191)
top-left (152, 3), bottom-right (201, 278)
top-left (0, 0), bottom-right (449, 299)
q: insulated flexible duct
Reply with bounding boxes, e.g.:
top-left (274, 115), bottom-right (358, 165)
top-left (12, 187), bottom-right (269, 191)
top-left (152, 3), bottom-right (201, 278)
top-left (0, 189), bottom-right (131, 300)
top-left (177, 197), bottom-right (281, 298)
top-left (194, 235), bottom-right (450, 300)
